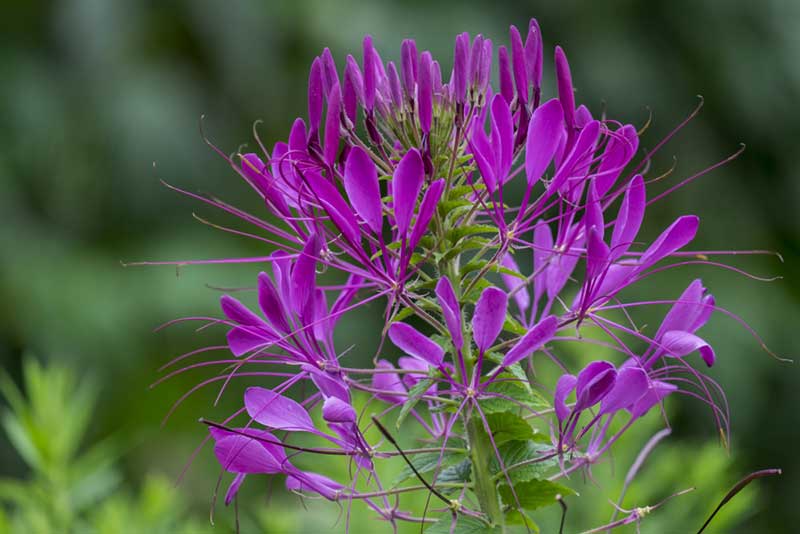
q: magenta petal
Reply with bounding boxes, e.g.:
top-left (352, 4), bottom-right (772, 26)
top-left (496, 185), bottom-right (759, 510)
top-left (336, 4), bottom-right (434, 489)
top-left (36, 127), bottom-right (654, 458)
top-left (554, 373), bottom-right (577, 421)
top-left (498, 45), bottom-right (514, 104)
top-left (305, 172), bottom-right (361, 244)
top-left (555, 46), bottom-right (575, 130)
top-left (409, 179), bottom-right (445, 250)
top-left (500, 253), bottom-right (530, 313)
top-left (244, 387), bottom-right (316, 432)
top-left (629, 380), bottom-right (677, 418)
top-left (307, 57), bottom-right (324, 134)
top-left (224, 473), bottom-right (246, 505)
top-left (657, 279), bottom-right (714, 337)
top-left (362, 36), bottom-right (376, 111)
top-left (418, 51), bottom-right (433, 134)
top-left (501, 315), bottom-right (558, 368)
top-left (595, 124), bottom-right (639, 197)
top-left (509, 25), bottom-right (528, 104)
top-left (388, 322), bottom-right (444, 367)
top-left (525, 19), bottom-right (543, 89)
top-left (387, 61), bottom-right (403, 109)
top-left (214, 435), bottom-right (283, 474)
top-left (291, 233), bottom-right (321, 316)
top-left (584, 181), bottom-right (604, 239)
top-left (525, 99), bottom-right (564, 185)
top-left (322, 396), bottom-right (357, 424)
top-left (661, 330), bottom-right (716, 367)
top-left (400, 39), bottom-right (419, 98)
top-left (220, 295), bottom-right (265, 327)
top-left (490, 95), bottom-right (513, 178)
top-left (344, 146), bottom-right (382, 234)
top-left (599, 366), bottom-right (649, 415)
top-left (344, 55), bottom-right (363, 123)
top-left (286, 471), bottom-right (343, 501)
top-left (533, 220), bottom-right (553, 303)
top-left (323, 82), bottom-right (341, 166)
top-left (453, 33), bottom-right (469, 103)
top-left (392, 148), bottom-right (424, 237)
top-left (226, 326), bottom-right (271, 357)
top-left (586, 225), bottom-right (610, 281)
top-left (609, 175), bottom-right (645, 259)
top-left (639, 215), bottom-right (699, 269)
top-left (372, 360), bottom-right (406, 404)
top-left (472, 286), bottom-right (508, 353)
top-left (435, 276), bottom-right (463, 351)
top-left (546, 246), bottom-right (581, 300)
top-left (257, 272), bottom-right (290, 333)
top-left (575, 361), bottom-right (617, 411)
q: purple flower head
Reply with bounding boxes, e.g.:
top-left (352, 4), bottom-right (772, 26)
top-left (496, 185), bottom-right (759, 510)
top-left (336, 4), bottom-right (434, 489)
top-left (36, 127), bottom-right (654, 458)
top-left (151, 17), bottom-right (775, 530)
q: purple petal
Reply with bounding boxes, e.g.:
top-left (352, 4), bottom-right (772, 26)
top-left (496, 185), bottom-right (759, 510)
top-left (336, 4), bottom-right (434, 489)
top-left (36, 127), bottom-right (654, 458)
top-left (629, 380), bottom-right (677, 418)
top-left (490, 95), bottom-right (513, 179)
top-left (214, 434), bottom-right (283, 474)
top-left (575, 361), bottom-right (617, 411)
top-left (291, 233), bottom-right (321, 316)
top-left (533, 220), bottom-right (553, 303)
top-left (221, 295), bottom-right (265, 327)
top-left (257, 272), bottom-right (290, 333)
top-left (657, 279), bottom-right (714, 337)
top-left (435, 276), bottom-right (464, 351)
top-left (554, 46), bottom-right (575, 131)
top-left (477, 38), bottom-right (492, 93)
top-left (418, 51), bottom-right (433, 134)
top-left (388, 322), bottom-right (444, 367)
top-left (226, 326), bottom-right (271, 357)
top-left (525, 19), bottom-right (543, 90)
top-left (509, 25), bottom-right (528, 104)
top-left (322, 396), bottom-right (357, 424)
top-left (599, 366), bottom-right (649, 415)
top-left (323, 82), bottom-right (341, 166)
top-left (586, 225), bottom-right (610, 281)
top-left (303, 171), bottom-right (360, 244)
top-left (609, 175), bottom-right (645, 259)
top-left (372, 360), bottom-right (406, 404)
top-left (224, 473), bottom-right (246, 505)
top-left (387, 61), bottom-right (403, 109)
top-left (661, 330), bottom-right (716, 367)
top-left (472, 286), bottom-right (508, 353)
top-left (525, 99), bottom-right (564, 185)
top-left (398, 356), bottom-right (435, 391)
top-left (286, 471), bottom-right (343, 501)
top-left (344, 146), bottom-right (382, 234)
top-left (343, 55), bottom-right (363, 123)
top-left (500, 253), bottom-right (530, 313)
top-left (400, 39), bottom-right (418, 98)
top-left (392, 148), bottom-right (424, 237)
top-left (595, 124), bottom-right (639, 197)
top-left (554, 373), bottom-right (577, 421)
top-left (639, 215), bottom-right (699, 269)
top-left (546, 246), bottom-right (581, 300)
top-left (244, 387), bottom-right (316, 432)
top-left (584, 181), bottom-right (604, 239)
top-left (362, 36), bottom-right (376, 111)
top-left (308, 57), bottom-right (324, 134)
top-left (501, 315), bottom-right (558, 368)
top-left (306, 366), bottom-right (350, 403)
top-left (453, 32), bottom-right (469, 103)
top-left (468, 34), bottom-right (484, 88)
top-left (409, 179), bottom-right (445, 250)
top-left (320, 48), bottom-right (339, 95)
top-left (498, 45), bottom-right (514, 104)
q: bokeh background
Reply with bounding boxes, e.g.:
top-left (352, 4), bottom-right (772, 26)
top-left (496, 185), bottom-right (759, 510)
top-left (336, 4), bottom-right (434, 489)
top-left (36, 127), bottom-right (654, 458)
top-left (1, 1), bottom-right (798, 532)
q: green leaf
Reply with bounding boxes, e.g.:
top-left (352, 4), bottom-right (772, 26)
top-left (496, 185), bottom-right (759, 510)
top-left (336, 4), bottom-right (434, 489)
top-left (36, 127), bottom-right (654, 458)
top-left (392, 450), bottom-right (467, 486)
top-left (426, 513), bottom-right (499, 534)
top-left (479, 376), bottom-right (550, 415)
top-left (490, 440), bottom-right (556, 485)
top-left (498, 478), bottom-right (575, 511)
top-left (396, 378), bottom-right (434, 428)
top-left (447, 224), bottom-right (498, 243)
top-left (485, 412), bottom-right (535, 445)
top-left (505, 509), bottom-right (540, 532)
top-left (435, 458), bottom-right (472, 485)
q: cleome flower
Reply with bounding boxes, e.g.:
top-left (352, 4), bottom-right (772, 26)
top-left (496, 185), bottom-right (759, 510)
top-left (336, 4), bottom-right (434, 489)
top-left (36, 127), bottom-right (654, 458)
top-left (144, 16), bottom-right (784, 533)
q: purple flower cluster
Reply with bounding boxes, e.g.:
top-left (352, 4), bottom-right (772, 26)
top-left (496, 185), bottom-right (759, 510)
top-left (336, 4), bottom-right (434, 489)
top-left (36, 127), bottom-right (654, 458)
top-left (151, 18), bottom-right (773, 532)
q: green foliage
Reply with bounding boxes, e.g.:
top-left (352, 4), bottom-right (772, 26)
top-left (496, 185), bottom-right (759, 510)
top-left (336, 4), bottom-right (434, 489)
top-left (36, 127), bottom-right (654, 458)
top-left (0, 358), bottom-right (212, 534)
top-left (426, 514), bottom-right (499, 534)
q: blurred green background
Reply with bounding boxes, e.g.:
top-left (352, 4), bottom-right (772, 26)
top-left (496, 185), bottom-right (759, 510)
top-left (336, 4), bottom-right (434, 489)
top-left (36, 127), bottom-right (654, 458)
top-left (1, 1), bottom-right (798, 532)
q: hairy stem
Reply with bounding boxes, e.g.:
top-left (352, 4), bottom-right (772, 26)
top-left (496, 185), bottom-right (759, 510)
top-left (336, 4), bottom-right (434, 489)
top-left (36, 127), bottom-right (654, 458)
top-left (466, 414), bottom-right (504, 529)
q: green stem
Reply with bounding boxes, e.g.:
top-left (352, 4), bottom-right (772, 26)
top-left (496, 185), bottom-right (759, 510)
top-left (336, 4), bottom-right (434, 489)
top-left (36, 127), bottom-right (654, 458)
top-left (466, 414), bottom-right (504, 529)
